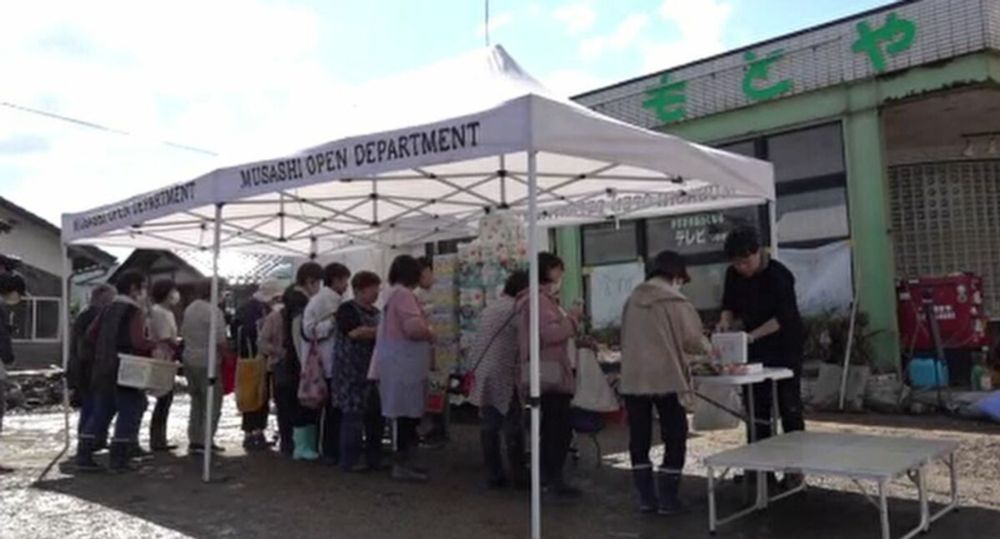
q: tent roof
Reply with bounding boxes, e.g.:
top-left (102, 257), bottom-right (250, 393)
top-left (61, 45), bottom-right (774, 257)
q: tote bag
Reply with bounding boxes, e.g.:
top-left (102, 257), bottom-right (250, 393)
top-left (297, 339), bottom-right (328, 409)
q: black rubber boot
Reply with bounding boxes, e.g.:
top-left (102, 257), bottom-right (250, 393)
top-left (656, 472), bottom-right (688, 515)
top-left (632, 467), bottom-right (658, 513)
top-left (507, 434), bottom-right (529, 490)
top-left (75, 436), bottom-right (103, 473)
top-left (109, 441), bottom-right (136, 473)
top-left (481, 429), bottom-right (507, 488)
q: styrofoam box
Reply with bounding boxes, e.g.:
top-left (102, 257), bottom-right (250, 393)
top-left (711, 332), bottom-right (748, 364)
top-left (118, 354), bottom-right (179, 393)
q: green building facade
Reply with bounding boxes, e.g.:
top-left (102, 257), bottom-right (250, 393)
top-left (568, 0), bottom-right (1000, 369)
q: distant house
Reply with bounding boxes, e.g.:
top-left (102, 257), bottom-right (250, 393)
top-left (0, 197), bottom-right (116, 370)
top-left (108, 249), bottom-right (293, 325)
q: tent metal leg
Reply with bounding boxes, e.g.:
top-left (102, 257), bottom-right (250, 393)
top-left (203, 203), bottom-right (223, 483)
top-left (526, 150), bottom-right (541, 539)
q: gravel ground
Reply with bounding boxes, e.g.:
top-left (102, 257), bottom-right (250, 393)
top-left (1, 396), bottom-right (999, 539)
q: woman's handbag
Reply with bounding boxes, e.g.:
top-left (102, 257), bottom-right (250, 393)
top-left (571, 348), bottom-right (619, 413)
top-left (236, 356), bottom-right (267, 411)
top-left (221, 350), bottom-right (237, 395)
top-left (297, 339), bottom-right (328, 409)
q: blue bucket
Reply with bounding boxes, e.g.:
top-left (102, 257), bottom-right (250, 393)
top-left (908, 358), bottom-right (949, 389)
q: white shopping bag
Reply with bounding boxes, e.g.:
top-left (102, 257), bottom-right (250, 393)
top-left (692, 383), bottom-right (742, 431)
top-left (572, 348), bottom-right (619, 413)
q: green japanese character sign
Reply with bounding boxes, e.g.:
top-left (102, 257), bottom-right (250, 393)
top-left (852, 12), bottom-right (917, 73)
top-left (742, 50), bottom-right (793, 102)
top-left (641, 73), bottom-right (687, 124)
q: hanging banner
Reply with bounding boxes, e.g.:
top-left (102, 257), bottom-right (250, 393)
top-left (780, 241), bottom-right (853, 315)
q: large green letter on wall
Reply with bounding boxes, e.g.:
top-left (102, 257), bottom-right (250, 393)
top-left (844, 106), bottom-right (900, 372)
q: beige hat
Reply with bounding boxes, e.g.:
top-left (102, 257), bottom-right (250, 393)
top-left (253, 279), bottom-right (285, 302)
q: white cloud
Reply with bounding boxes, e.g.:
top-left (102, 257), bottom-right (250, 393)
top-left (476, 12), bottom-right (515, 38)
top-left (641, 0), bottom-right (735, 73)
top-left (0, 0), bottom-right (351, 226)
top-left (553, 3), bottom-right (597, 35)
top-left (542, 69), bottom-right (608, 98)
top-left (580, 13), bottom-right (649, 59)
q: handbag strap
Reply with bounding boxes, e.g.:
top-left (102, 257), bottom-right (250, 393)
top-left (469, 306), bottom-right (520, 374)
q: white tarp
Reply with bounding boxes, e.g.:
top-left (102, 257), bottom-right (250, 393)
top-left (61, 46), bottom-right (774, 255)
top-left (781, 240), bottom-right (854, 315)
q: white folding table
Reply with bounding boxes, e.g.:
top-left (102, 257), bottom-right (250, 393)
top-left (704, 431), bottom-right (960, 539)
top-left (694, 367), bottom-right (795, 506)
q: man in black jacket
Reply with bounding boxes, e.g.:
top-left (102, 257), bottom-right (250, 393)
top-left (68, 284), bottom-right (116, 449)
top-left (0, 273), bottom-right (26, 474)
top-left (718, 227), bottom-right (805, 442)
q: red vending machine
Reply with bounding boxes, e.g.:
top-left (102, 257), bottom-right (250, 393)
top-left (897, 273), bottom-right (991, 386)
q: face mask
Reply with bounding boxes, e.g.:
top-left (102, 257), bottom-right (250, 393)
top-left (167, 290), bottom-right (181, 306)
top-left (3, 293), bottom-right (21, 306)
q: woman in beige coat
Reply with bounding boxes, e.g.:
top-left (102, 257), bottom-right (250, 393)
top-left (620, 250), bottom-right (712, 515)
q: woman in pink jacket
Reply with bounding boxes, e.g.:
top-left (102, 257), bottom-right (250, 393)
top-left (517, 252), bottom-right (583, 500)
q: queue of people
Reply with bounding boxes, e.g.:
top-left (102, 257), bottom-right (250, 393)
top-left (59, 225), bottom-right (803, 514)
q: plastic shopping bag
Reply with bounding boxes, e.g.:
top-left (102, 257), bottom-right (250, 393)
top-left (692, 383), bottom-right (742, 431)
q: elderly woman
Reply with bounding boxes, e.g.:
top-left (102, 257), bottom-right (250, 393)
top-left (517, 252), bottom-right (583, 500)
top-left (470, 270), bottom-right (529, 489)
top-left (620, 250), bottom-right (712, 515)
top-left (332, 271), bottom-right (384, 472)
top-left (148, 279), bottom-right (182, 452)
top-left (374, 255), bottom-right (435, 483)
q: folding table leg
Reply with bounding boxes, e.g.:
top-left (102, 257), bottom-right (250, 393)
top-left (918, 467), bottom-right (929, 532)
top-left (878, 480), bottom-right (891, 539)
top-left (708, 465), bottom-right (717, 535)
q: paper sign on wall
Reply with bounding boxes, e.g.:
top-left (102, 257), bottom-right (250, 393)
top-left (587, 261), bottom-right (646, 329)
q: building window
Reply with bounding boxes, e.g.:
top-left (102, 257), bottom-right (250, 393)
top-left (719, 121), bottom-right (850, 247)
top-left (10, 297), bottom-right (62, 342)
top-left (581, 221), bottom-right (640, 266)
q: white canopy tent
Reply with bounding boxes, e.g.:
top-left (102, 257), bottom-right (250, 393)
top-left (59, 45), bottom-right (774, 538)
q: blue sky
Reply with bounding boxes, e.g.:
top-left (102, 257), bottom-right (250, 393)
top-left (0, 0), bottom-right (892, 226)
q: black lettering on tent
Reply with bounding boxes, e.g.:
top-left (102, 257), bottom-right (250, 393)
top-left (438, 128), bottom-right (450, 152)
top-left (354, 144), bottom-right (366, 166)
top-left (387, 138), bottom-right (399, 160)
top-left (335, 148), bottom-right (348, 170)
top-left (240, 169), bottom-right (254, 188)
top-left (409, 133), bottom-right (422, 156)
top-left (421, 132), bottom-right (437, 154)
top-left (450, 125), bottom-right (465, 149)
top-left (365, 141), bottom-right (376, 164)
top-left (398, 136), bottom-right (410, 158)
top-left (376, 140), bottom-right (388, 162)
top-left (467, 121), bottom-right (481, 146)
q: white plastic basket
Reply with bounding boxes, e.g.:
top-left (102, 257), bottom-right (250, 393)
top-left (118, 354), bottom-right (179, 394)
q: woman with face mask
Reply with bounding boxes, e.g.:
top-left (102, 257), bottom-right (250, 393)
top-left (516, 252), bottom-right (583, 500)
top-left (620, 250), bottom-right (712, 515)
top-left (147, 279), bottom-right (182, 452)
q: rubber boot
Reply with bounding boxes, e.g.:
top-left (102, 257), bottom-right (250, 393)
top-left (481, 429), bottom-right (507, 488)
top-left (293, 426), bottom-right (320, 461)
top-left (75, 436), bottom-right (103, 472)
top-left (507, 433), bottom-right (529, 490)
top-left (109, 440), bottom-right (136, 473)
top-left (391, 446), bottom-right (429, 483)
top-left (632, 467), bottom-right (658, 513)
top-left (656, 472), bottom-right (688, 515)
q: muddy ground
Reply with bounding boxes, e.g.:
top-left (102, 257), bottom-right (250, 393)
top-left (1, 396), bottom-right (999, 539)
